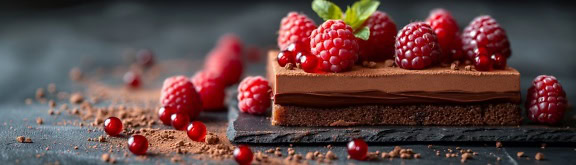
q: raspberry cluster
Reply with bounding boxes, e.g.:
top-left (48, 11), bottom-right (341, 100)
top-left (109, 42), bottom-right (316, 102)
top-left (462, 15), bottom-right (511, 71)
top-left (310, 20), bottom-right (360, 73)
top-left (526, 75), bottom-right (568, 124)
top-left (394, 22), bottom-right (441, 70)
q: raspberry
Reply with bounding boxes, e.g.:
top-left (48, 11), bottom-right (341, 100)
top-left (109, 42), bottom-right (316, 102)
top-left (462, 15), bottom-right (511, 70)
top-left (426, 9), bottom-right (463, 62)
top-left (216, 34), bottom-right (243, 56)
top-left (204, 48), bottom-right (244, 86)
top-left (160, 76), bottom-right (202, 120)
top-left (237, 76), bottom-right (271, 115)
top-left (191, 71), bottom-right (226, 110)
top-left (358, 11), bottom-right (397, 62)
top-left (526, 75), bottom-right (567, 124)
top-left (277, 12), bottom-right (317, 50)
top-left (394, 22), bottom-right (441, 70)
top-left (310, 20), bottom-right (359, 73)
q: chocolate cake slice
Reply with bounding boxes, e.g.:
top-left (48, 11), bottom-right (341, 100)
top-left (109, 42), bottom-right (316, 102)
top-left (267, 51), bottom-right (522, 126)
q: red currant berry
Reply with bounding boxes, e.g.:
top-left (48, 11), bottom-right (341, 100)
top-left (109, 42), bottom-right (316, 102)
top-left (128, 135), bottom-right (148, 155)
top-left (286, 42), bottom-right (307, 55)
top-left (298, 53), bottom-right (318, 73)
top-left (186, 121), bottom-right (207, 142)
top-left (158, 106), bottom-right (176, 126)
top-left (491, 53), bottom-right (507, 69)
top-left (104, 117), bottom-right (123, 136)
top-left (474, 55), bottom-right (493, 71)
top-left (347, 138), bottom-right (368, 160)
top-left (277, 50), bottom-right (294, 67)
top-left (136, 49), bottom-right (155, 68)
top-left (123, 71), bottom-right (141, 88)
top-left (170, 113), bottom-right (190, 131)
top-left (233, 145), bottom-right (254, 165)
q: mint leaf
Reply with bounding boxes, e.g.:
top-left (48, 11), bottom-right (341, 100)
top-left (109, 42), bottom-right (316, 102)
top-left (343, 0), bottom-right (380, 31)
top-left (354, 26), bottom-right (370, 40)
top-left (312, 0), bottom-right (343, 21)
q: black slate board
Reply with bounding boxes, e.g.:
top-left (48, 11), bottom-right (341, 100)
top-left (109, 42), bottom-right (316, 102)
top-left (227, 99), bottom-right (576, 144)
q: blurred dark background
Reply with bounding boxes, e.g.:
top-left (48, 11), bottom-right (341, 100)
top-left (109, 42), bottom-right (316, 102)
top-left (0, 0), bottom-right (575, 105)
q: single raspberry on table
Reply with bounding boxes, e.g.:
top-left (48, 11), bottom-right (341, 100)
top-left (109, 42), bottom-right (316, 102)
top-left (394, 22), bottom-right (441, 70)
top-left (216, 34), bottom-right (243, 57)
top-left (426, 8), bottom-right (463, 62)
top-left (191, 71), bottom-right (226, 111)
top-left (160, 76), bottom-right (202, 120)
top-left (237, 76), bottom-right (271, 115)
top-left (462, 15), bottom-right (511, 70)
top-left (526, 75), bottom-right (568, 125)
top-left (310, 20), bottom-right (359, 73)
top-left (277, 12), bottom-right (317, 50)
top-left (204, 48), bottom-right (244, 86)
top-left (358, 11), bottom-right (397, 62)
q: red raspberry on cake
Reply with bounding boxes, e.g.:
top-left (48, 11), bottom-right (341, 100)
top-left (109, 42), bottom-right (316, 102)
top-left (426, 9), bottom-right (463, 62)
top-left (394, 22), bottom-right (441, 70)
top-left (358, 11), bottom-right (397, 62)
top-left (217, 34), bottom-right (243, 56)
top-left (462, 15), bottom-right (511, 70)
top-left (160, 76), bottom-right (202, 120)
top-left (191, 71), bottom-right (226, 110)
top-left (237, 76), bottom-right (271, 115)
top-left (277, 12), bottom-right (317, 50)
top-left (526, 75), bottom-right (568, 125)
top-left (310, 20), bottom-right (359, 73)
top-left (204, 48), bottom-right (244, 86)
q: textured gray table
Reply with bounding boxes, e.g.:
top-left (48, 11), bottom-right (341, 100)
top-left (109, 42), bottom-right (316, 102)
top-left (1, 1), bottom-right (575, 164)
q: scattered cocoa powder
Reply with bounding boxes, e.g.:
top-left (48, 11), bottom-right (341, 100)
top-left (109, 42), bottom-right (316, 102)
top-left (204, 133), bottom-right (219, 144)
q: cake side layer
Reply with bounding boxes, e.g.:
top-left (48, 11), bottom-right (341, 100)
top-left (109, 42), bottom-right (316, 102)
top-left (275, 91), bottom-right (521, 107)
top-left (268, 50), bottom-right (521, 94)
top-left (271, 103), bottom-right (521, 126)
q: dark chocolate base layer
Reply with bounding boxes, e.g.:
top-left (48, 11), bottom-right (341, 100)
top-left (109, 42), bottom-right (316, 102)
top-left (271, 103), bottom-right (521, 126)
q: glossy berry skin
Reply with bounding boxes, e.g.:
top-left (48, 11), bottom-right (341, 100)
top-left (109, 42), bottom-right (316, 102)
top-left (233, 145), bottom-right (254, 165)
top-left (158, 106), bottom-right (176, 125)
top-left (491, 53), bottom-right (507, 69)
top-left (462, 15), bottom-right (511, 70)
top-left (426, 9), bottom-right (463, 62)
top-left (191, 71), bottom-right (226, 110)
top-left (298, 52), bottom-right (318, 73)
top-left (358, 11), bottom-right (397, 62)
top-left (170, 113), bottom-right (190, 131)
top-left (237, 76), bottom-right (271, 115)
top-left (104, 117), bottom-right (123, 136)
top-left (186, 121), bottom-right (207, 142)
top-left (394, 22), bottom-right (441, 70)
top-left (204, 48), bottom-right (244, 86)
top-left (277, 50), bottom-right (295, 67)
top-left (136, 49), bottom-right (155, 68)
top-left (474, 55), bottom-right (493, 71)
top-left (310, 20), bottom-right (359, 73)
top-left (128, 135), bottom-right (148, 155)
top-left (123, 71), bottom-right (141, 88)
top-left (347, 138), bottom-right (368, 160)
top-left (278, 12), bottom-right (317, 50)
top-left (526, 75), bottom-right (567, 125)
top-left (160, 76), bottom-right (202, 120)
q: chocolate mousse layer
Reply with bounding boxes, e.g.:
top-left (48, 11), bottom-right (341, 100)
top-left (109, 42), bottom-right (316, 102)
top-left (267, 51), bottom-right (521, 107)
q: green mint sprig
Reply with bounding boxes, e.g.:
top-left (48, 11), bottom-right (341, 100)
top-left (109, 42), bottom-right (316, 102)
top-left (312, 0), bottom-right (380, 40)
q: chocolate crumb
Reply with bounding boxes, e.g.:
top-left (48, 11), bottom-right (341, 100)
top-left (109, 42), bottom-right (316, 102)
top-left (49, 100), bottom-right (56, 108)
top-left (48, 109), bottom-right (54, 115)
top-left (24, 137), bottom-right (32, 143)
top-left (517, 152), bottom-right (524, 157)
top-left (305, 152), bottom-right (315, 160)
top-left (400, 153), bottom-right (411, 159)
top-left (36, 118), bottom-right (43, 125)
top-left (101, 153), bottom-right (110, 162)
top-left (36, 88), bottom-right (45, 99)
top-left (274, 150), bottom-right (282, 157)
top-left (496, 141), bottom-right (503, 148)
top-left (381, 152), bottom-right (389, 158)
top-left (445, 153), bottom-right (451, 158)
top-left (414, 153), bottom-right (421, 159)
top-left (204, 133), bottom-right (219, 144)
top-left (16, 136), bottom-right (25, 143)
top-left (287, 148), bottom-right (295, 156)
top-left (362, 61), bottom-right (377, 68)
top-left (70, 93), bottom-right (84, 104)
top-left (74, 146), bottom-right (79, 150)
top-left (450, 63), bottom-right (459, 70)
top-left (464, 65), bottom-right (473, 71)
top-left (461, 153), bottom-right (473, 162)
top-left (535, 152), bottom-right (544, 160)
top-left (326, 151), bottom-right (337, 160)
top-left (497, 157), bottom-right (501, 161)
top-left (284, 63), bottom-right (294, 70)
top-left (98, 136), bottom-right (107, 142)
top-left (384, 59), bottom-right (395, 67)
top-left (265, 149), bottom-right (275, 153)
top-left (427, 144), bottom-right (433, 149)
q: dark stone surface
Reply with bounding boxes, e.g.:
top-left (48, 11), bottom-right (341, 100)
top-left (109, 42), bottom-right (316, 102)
top-left (228, 101), bottom-right (576, 144)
